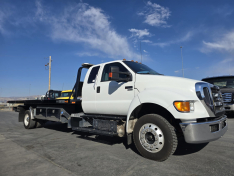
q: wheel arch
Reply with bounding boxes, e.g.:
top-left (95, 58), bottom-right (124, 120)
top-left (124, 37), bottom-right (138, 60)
top-left (126, 103), bottom-right (181, 134)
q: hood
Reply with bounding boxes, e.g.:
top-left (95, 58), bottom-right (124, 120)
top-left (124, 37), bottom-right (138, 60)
top-left (220, 88), bottom-right (234, 93)
top-left (135, 74), bottom-right (202, 99)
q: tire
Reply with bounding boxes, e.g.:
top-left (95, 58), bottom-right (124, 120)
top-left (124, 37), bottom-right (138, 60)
top-left (35, 120), bottom-right (46, 128)
top-left (133, 114), bottom-right (178, 161)
top-left (23, 110), bottom-right (36, 129)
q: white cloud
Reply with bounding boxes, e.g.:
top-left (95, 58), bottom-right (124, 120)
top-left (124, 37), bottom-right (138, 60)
top-left (205, 58), bottom-right (234, 76)
top-left (215, 5), bottom-right (233, 17)
top-left (0, 1), bottom-right (139, 59)
top-left (152, 31), bottom-right (194, 47)
top-left (38, 3), bottom-right (139, 59)
top-left (129, 28), bottom-right (151, 38)
top-left (76, 52), bottom-right (101, 57)
top-left (138, 1), bottom-right (171, 27)
top-left (221, 58), bottom-right (234, 64)
top-left (143, 50), bottom-right (148, 53)
top-left (0, 6), bottom-right (13, 35)
top-left (141, 40), bottom-right (152, 43)
top-left (202, 31), bottom-right (234, 53)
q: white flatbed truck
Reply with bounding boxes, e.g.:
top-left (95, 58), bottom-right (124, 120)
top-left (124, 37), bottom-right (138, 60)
top-left (9, 60), bottom-right (228, 161)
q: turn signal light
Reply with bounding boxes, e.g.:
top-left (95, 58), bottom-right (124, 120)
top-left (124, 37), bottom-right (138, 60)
top-left (174, 101), bottom-right (190, 112)
top-left (64, 100), bottom-right (68, 103)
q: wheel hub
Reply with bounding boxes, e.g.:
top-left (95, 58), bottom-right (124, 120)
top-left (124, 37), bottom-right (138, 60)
top-left (139, 123), bottom-right (164, 153)
top-left (24, 114), bottom-right (29, 126)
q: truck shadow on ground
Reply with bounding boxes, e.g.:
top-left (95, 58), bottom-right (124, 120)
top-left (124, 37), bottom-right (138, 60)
top-left (226, 113), bottom-right (234, 118)
top-left (42, 122), bottom-right (209, 156)
top-left (43, 121), bottom-right (73, 133)
top-left (173, 137), bottom-right (209, 156)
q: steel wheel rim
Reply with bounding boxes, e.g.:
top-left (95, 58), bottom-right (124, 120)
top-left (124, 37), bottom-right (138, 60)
top-left (24, 114), bottom-right (29, 126)
top-left (139, 123), bottom-right (164, 153)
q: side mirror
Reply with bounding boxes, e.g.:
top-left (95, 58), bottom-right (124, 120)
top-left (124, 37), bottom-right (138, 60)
top-left (109, 66), bottom-right (120, 81)
top-left (109, 66), bottom-right (131, 82)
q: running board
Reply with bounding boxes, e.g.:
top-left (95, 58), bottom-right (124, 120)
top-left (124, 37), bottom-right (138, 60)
top-left (81, 114), bottom-right (126, 120)
top-left (72, 127), bottom-right (118, 136)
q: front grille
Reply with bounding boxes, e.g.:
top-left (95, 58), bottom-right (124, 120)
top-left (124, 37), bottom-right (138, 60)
top-left (210, 86), bottom-right (225, 116)
top-left (222, 93), bottom-right (232, 103)
top-left (195, 83), bottom-right (225, 116)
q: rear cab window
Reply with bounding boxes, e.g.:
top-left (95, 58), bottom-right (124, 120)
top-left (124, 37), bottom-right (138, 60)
top-left (87, 66), bottom-right (100, 84)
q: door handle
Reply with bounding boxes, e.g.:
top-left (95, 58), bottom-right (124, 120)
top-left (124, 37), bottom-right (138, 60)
top-left (97, 86), bottom-right (100, 93)
top-left (125, 86), bottom-right (133, 90)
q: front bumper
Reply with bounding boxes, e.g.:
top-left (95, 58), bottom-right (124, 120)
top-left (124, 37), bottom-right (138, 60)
top-left (224, 103), bottom-right (234, 112)
top-left (180, 115), bottom-right (228, 144)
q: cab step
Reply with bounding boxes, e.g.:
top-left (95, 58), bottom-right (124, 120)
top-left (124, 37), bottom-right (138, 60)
top-left (72, 127), bottom-right (118, 136)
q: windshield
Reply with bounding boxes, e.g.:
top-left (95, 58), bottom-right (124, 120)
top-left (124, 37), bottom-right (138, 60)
top-left (203, 77), bottom-right (234, 88)
top-left (61, 92), bottom-right (72, 97)
top-left (123, 61), bottom-right (160, 75)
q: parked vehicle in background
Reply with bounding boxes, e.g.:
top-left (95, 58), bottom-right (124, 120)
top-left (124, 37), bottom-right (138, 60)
top-left (8, 60), bottom-right (228, 161)
top-left (42, 90), bottom-right (61, 100)
top-left (56, 90), bottom-right (74, 100)
top-left (202, 75), bottom-right (234, 114)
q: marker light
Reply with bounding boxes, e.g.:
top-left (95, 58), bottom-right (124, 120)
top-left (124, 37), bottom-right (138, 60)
top-left (109, 72), bottom-right (112, 78)
top-left (123, 58), bottom-right (126, 61)
top-left (174, 101), bottom-right (192, 112)
top-left (131, 60), bottom-right (134, 62)
top-left (135, 61), bottom-right (138, 63)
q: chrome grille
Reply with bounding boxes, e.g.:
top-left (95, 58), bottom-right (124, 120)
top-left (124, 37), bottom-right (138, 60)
top-left (210, 86), bottom-right (225, 116)
top-left (222, 93), bottom-right (232, 103)
top-left (195, 82), bottom-right (225, 116)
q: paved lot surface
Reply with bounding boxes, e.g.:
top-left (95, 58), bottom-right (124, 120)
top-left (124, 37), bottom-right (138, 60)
top-left (0, 111), bottom-right (233, 176)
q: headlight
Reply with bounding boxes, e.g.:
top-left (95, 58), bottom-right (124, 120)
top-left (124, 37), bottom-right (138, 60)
top-left (174, 101), bottom-right (195, 113)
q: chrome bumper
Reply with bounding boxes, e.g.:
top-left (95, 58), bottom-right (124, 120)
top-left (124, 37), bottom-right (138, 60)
top-left (180, 116), bottom-right (228, 144)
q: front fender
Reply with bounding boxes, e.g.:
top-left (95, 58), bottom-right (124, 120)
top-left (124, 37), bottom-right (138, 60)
top-left (126, 88), bottom-right (210, 134)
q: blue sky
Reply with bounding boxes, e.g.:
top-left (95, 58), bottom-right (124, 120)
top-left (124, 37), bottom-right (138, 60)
top-left (1, 0), bottom-right (234, 97)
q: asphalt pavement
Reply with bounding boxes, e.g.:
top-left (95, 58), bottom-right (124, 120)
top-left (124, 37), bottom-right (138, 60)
top-left (0, 111), bottom-right (233, 176)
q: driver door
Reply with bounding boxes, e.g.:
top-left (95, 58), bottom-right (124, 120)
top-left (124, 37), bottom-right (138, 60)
top-left (95, 62), bottom-right (135, 115)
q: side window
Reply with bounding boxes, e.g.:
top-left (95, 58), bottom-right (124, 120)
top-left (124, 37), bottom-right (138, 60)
top-left (88, 66), bottom-right (100, 84)
top-left (101, 62), bottom-right (130, 82)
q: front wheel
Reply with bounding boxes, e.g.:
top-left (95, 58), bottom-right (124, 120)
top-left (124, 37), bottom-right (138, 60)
top-left (133, 114), bottom-right (178, 161)
top-left (24, 110), bottom-right (36, 129)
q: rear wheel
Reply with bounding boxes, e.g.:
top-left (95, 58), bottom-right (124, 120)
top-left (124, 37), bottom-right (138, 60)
top-left (24, 110), bottom-right (36, 129)
top-left (133, 114), bottom-right (177, 161)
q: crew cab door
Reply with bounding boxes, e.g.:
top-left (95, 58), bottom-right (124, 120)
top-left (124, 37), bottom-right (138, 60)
top-left (82, 65), bottom-right (101, 114)
top-left (95, 62), bottom-right (135, 115)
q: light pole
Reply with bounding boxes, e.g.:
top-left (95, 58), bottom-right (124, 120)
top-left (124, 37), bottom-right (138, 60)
top-left (140, 40), bottom-right (142, 63)
top-left (29, 84), bottom-right (31, 97)
top-left (180, 46), bottom-right (184, 78)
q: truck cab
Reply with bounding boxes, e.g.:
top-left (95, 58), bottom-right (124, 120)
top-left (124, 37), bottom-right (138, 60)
top-left (56, 90), bottom-right (74, 100)
top-left (42, 90), bottom-right (61, 100)
top-left (202, 76), bottom-right (234, 114)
